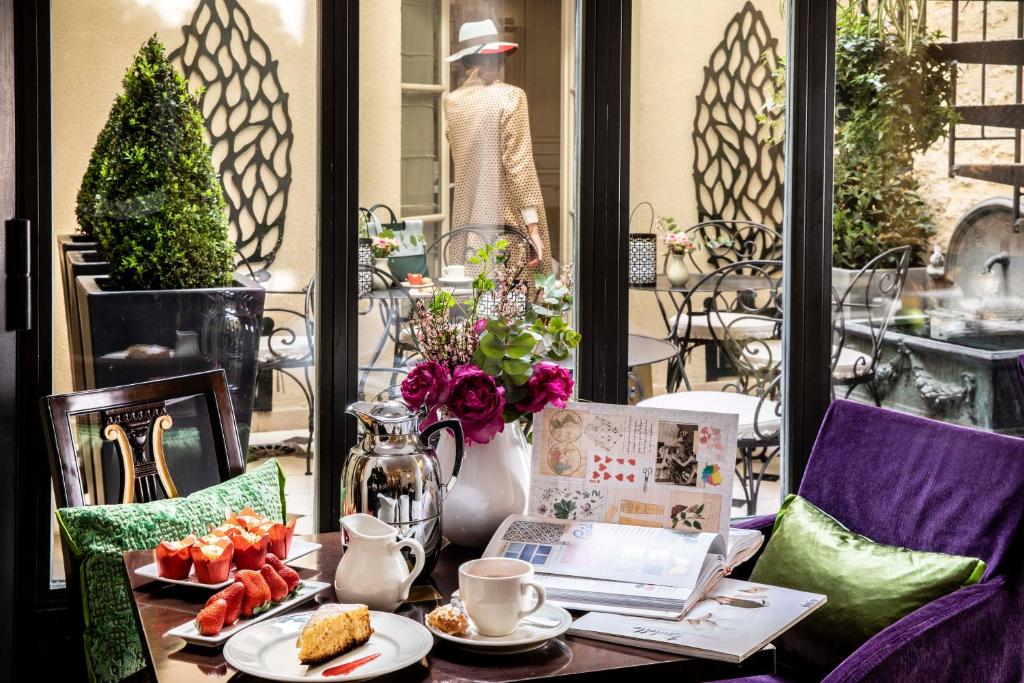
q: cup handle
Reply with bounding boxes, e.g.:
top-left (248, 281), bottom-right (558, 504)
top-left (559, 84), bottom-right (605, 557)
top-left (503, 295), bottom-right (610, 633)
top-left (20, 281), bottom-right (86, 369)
top-left (517, 581), bottom-right (546, 621)
top-left (395, 538), bottom-right (426, 600)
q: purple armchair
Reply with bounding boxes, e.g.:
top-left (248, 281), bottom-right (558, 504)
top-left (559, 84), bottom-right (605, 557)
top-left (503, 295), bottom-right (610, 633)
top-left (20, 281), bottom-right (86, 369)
top-left (723, 400), bottom-right (1024, 682)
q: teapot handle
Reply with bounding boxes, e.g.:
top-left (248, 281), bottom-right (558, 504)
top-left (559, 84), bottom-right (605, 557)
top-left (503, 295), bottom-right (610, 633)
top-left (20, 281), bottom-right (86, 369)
top-left (421, 418), bottom-right (464, 501)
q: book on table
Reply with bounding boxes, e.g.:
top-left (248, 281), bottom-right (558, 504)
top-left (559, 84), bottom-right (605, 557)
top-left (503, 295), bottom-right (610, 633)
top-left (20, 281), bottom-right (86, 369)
top-left (486, 401), bottom-right (763, 619)
top-left (568, 578), bottom-right (826, 663)
top-left (483, 515), bottom-right (763, 619)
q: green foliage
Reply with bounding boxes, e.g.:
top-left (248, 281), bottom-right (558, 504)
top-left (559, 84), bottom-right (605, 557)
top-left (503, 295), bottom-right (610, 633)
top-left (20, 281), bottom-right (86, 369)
top-left (761, 6), bottom-right (956, 270)
top-left (831, 10), bottom-right (956, 269)
top-left (76, 35), bottom-right (234, 290)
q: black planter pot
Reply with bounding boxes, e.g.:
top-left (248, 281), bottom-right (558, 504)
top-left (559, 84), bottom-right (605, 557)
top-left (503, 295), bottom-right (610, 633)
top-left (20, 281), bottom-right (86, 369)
top-left (75, 274), bottom-right (266, 449)
top-left (64, 251), bottom-right (109, 391)
top-left (59, 235), bottom-right (99, 356)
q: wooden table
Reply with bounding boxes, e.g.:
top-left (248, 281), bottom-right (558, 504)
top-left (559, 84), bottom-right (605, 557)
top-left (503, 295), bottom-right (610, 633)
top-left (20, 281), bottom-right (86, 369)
top-left (124, 532), bottom-right (775, 682)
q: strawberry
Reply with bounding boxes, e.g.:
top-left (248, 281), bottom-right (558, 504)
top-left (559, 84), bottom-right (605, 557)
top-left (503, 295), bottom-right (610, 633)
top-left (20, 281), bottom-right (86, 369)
top-left (265, 553), bottom-right (302, 593)
top-left (236, 569), bottom-right (271, 617)
top-left (195, 598), bottom-right (227, 636)
top-left (260, 564), bottom-right (289, 603)
top-left (205, 582), bottom-right (244, 625)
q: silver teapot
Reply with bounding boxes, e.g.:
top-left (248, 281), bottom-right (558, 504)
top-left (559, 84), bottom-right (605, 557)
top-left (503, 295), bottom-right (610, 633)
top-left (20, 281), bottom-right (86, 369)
top-left (341, 400), bottom-right (464, 578)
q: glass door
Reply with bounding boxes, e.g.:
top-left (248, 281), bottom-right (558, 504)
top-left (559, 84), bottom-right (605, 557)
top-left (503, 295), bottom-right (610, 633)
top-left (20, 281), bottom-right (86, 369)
top-left (628, 0), bottom-right (788, 518)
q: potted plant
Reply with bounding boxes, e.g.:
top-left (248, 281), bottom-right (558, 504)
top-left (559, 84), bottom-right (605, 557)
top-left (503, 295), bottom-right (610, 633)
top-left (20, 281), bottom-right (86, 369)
top-left (370, 231), bottom-right (401, 290)
top-left (400, 242), bottom-right (579, 546)
top-left (74, 36), bottom-right (265, 446)
top-left (656, 216), bottom-right (698, 286)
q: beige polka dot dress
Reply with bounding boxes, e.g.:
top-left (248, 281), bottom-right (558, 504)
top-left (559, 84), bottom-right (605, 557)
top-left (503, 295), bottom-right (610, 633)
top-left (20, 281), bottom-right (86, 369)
top-left (443, 71), bottom-right (553, 281)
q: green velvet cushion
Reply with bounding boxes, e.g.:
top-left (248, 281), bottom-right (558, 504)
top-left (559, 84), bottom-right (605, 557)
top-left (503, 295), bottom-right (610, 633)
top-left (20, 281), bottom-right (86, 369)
top-left (749, 494), bottom-right (986, 676)
top-left (56, 459), bottom-right (287, 683)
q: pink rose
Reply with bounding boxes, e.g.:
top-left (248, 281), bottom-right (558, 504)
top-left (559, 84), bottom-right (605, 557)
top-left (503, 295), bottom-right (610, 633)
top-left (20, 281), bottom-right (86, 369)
top-left (401, 361), bottom-right (451, 410)
top-left (448, 365), bottom-right (506, 445)
top-left (514, 361), bottom-right (574, 414)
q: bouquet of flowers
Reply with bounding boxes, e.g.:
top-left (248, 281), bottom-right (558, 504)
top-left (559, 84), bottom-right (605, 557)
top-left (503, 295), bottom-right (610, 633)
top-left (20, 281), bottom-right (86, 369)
top-left (371, 229), bottom-right (401, 258)
top-left (657, 216), bottom-right (698, 255)
top-left (401, 240), bottom-right (579, 445)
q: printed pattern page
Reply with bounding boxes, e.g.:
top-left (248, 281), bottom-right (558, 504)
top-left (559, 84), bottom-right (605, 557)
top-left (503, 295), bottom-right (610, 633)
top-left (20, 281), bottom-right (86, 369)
top-left (530, 402), bottom-right (739, 539)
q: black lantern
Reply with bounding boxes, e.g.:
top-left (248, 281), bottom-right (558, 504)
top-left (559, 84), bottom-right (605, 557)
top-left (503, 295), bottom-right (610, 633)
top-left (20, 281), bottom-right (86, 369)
top-left (358, 238), bottom-right (373, 296)
top-left (628, 233), bottom-right (658, 286)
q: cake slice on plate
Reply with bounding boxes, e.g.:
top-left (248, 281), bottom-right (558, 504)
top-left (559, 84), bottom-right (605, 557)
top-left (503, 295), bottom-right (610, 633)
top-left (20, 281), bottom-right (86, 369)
top-left (296, 603), bottom-right (373, 665)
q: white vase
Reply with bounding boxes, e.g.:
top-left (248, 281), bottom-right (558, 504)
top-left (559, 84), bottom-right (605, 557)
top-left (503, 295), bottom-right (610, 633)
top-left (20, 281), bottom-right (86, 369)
top-left (665, 252), bottom-right (691, 287)
top-left (372, 257), bottom-right (391, 290)
top-left (436, 420), bottom-right (530, 548)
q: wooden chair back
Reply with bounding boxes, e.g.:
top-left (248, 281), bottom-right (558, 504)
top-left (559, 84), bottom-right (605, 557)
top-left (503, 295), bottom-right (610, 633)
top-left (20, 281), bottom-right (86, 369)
top-left (41, 370), bottom-right (245, 509)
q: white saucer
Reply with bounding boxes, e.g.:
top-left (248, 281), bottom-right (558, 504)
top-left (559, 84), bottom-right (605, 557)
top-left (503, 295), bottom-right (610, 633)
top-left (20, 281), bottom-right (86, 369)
top-left (437, 275), bottom-right (474, 286)
top-left (425, 602), bottom-right (572, 654)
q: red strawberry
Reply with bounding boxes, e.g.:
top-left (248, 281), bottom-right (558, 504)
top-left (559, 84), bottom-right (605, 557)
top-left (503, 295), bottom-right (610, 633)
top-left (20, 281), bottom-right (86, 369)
top-left (195, 598), bottom-right (227, 636)
top-left (236, 569), bottom-right (271, 617)
top-left (205, 582), bottom-right (244, 625)
top-left (265, 553), bottom-right (302, 592)
top-left (260, 564), bottom-right (289, 603)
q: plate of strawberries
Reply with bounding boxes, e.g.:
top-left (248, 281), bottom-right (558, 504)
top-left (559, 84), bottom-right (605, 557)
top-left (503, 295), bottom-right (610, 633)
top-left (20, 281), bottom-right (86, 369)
top-left (164, 552), bottom-right (331, 647)
top-left (136, 508), bottom-right (321, 588)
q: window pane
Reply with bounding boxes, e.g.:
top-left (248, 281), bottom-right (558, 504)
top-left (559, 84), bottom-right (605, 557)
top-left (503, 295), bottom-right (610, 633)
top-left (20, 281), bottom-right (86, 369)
top-left (50, 0), bottom-right (320, 586)
top-left (403, 0), bottom-right (442, 84)
top-left (629, 0), bottom-right (787, 519)
top-left (401, 92), bottom-right (441, 216)
top-left (829, 2), bottom-right (1024, 436)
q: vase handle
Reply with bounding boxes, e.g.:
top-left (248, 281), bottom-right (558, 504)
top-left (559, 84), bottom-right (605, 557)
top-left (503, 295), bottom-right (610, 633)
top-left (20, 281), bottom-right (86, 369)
top-left (421, 418), bottom-right (464, 501)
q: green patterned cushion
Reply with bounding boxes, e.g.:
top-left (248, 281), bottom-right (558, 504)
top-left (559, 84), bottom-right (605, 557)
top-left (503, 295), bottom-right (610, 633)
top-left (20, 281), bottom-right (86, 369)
top-left (56, 459), bottom-right (287, 683)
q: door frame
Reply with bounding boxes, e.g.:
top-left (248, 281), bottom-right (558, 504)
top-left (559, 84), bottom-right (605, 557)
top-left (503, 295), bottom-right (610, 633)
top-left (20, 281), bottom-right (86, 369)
top-left (315, 0), bottom-right (838, 530)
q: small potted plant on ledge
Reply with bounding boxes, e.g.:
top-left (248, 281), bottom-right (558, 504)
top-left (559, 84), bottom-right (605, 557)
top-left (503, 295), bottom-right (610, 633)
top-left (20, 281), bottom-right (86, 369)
top-left (400, 242), bottom-right (579, 547)
top-left (74, 36), bottom-right (265, 445)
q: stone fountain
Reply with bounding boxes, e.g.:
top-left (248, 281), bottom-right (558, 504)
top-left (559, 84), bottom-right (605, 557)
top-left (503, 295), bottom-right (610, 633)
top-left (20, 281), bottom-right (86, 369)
top-left (843, 198), bottom-right (1024, 435)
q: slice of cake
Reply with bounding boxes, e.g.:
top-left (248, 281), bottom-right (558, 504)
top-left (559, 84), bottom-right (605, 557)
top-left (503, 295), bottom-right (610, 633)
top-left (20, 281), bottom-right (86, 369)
top-left (296, 603), bottom-right (373, 665)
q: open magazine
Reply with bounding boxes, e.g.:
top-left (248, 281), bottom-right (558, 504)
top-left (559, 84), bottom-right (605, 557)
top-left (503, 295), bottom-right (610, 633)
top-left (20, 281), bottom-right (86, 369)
top-left (569, 578), bottom-right (826, 663)
top-left (483, 515), bottom-right (763, 619)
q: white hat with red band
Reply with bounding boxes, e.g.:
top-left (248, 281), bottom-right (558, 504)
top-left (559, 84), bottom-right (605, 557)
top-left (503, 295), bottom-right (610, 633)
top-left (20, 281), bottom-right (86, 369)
top-left (446, 19), bottom-right (518, 63)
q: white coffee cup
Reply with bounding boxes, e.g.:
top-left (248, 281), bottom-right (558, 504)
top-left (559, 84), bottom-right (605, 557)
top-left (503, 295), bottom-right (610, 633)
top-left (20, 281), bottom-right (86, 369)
top-left (458, 558), bottom-right (546, 637)
top-left (442, 264), bottom-right (466, 280)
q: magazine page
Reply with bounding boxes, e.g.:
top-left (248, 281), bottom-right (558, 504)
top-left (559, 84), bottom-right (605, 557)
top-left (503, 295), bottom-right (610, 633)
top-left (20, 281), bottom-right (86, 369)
top-left (568, 578), bottom-right (827, 662)
top-left (483, 515), bottom-right (725, 590)
top-left (529, 402), bottom-right (739, 540)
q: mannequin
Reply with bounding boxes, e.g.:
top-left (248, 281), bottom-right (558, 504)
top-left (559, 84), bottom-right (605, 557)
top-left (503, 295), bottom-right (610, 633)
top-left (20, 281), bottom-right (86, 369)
top-left (443, 19), bottom-right (552, 278)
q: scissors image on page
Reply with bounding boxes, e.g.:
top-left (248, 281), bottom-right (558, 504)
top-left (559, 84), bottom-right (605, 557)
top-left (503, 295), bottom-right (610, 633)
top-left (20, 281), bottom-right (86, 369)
top-left (642, 467), bottom-right (653, 492)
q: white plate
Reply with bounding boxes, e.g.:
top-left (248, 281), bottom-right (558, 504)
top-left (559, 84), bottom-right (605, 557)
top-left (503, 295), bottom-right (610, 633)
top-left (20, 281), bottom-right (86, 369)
top-left (134, 562), bottom-right (234, 589)
top-left (224, 610), bottom-right (432, 682)
top-left (400, 278), bottom-right (434, 289)
top-left (164, 580), bottom-right (331, 647)
top-left (282, 539), bottom-right (322, 565)
top-left (425, 603), bottom-right (572, 654)
top-left (135, 539), bottom-right (322, 590)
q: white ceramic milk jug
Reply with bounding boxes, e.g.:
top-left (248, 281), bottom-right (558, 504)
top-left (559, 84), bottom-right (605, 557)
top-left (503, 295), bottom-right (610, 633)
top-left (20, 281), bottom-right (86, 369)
top-left (335, 513), bottom-right (425, 612)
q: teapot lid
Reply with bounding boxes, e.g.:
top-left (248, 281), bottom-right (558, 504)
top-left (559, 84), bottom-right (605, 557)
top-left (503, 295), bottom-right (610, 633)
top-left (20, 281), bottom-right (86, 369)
top-left (347, 400), bottom-right (419, 436)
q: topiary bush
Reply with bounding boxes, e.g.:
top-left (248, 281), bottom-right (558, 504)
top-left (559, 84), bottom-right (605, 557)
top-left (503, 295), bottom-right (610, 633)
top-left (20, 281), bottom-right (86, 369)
top-left (75, 35), bottom-right (234, 290)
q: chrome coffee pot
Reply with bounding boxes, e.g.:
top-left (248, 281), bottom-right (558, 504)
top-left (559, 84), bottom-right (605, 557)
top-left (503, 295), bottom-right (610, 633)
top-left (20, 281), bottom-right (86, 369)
top-left (341, 400), bottom-right (464, 578)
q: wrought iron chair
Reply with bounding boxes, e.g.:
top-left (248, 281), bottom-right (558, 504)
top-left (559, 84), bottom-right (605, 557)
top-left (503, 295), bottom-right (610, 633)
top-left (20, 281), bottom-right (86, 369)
top-left (423, 224), bottom-right (536, 282)
top-left (641, 260), bottom-right (783, 515)
top-left (358, 264), bottom-right (421, 400)
top-left (831, 246), bottom-right (911, 405)
top-left (661, 220), bottom-right (782, 390)
top-left (256, 276), bottom-right (315, 474)
top-left (41, 369), bottom-right (245, 509)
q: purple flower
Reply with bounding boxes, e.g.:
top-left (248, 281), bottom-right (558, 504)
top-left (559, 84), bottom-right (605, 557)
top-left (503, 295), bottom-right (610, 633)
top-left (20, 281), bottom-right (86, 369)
top-left (448, 365), bottom-right (506, 445)
top-left (472, 318), bottom-right (488, 336)
top-left (514, 362), bottom-right (574, 414)
top-left (401, 361), bottom-right (452, 410)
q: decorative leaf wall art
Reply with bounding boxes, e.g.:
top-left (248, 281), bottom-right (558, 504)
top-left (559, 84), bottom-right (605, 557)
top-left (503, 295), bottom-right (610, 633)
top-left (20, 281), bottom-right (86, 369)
top-left (170, 0), bottom-right (295, 275)
top-left (692, 1), bottom-right (784, 231)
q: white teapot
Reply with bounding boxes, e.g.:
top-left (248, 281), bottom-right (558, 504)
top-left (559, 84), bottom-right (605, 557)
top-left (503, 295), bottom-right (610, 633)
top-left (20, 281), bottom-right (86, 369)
top-left (335, 513), bottom-right (425, 612)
